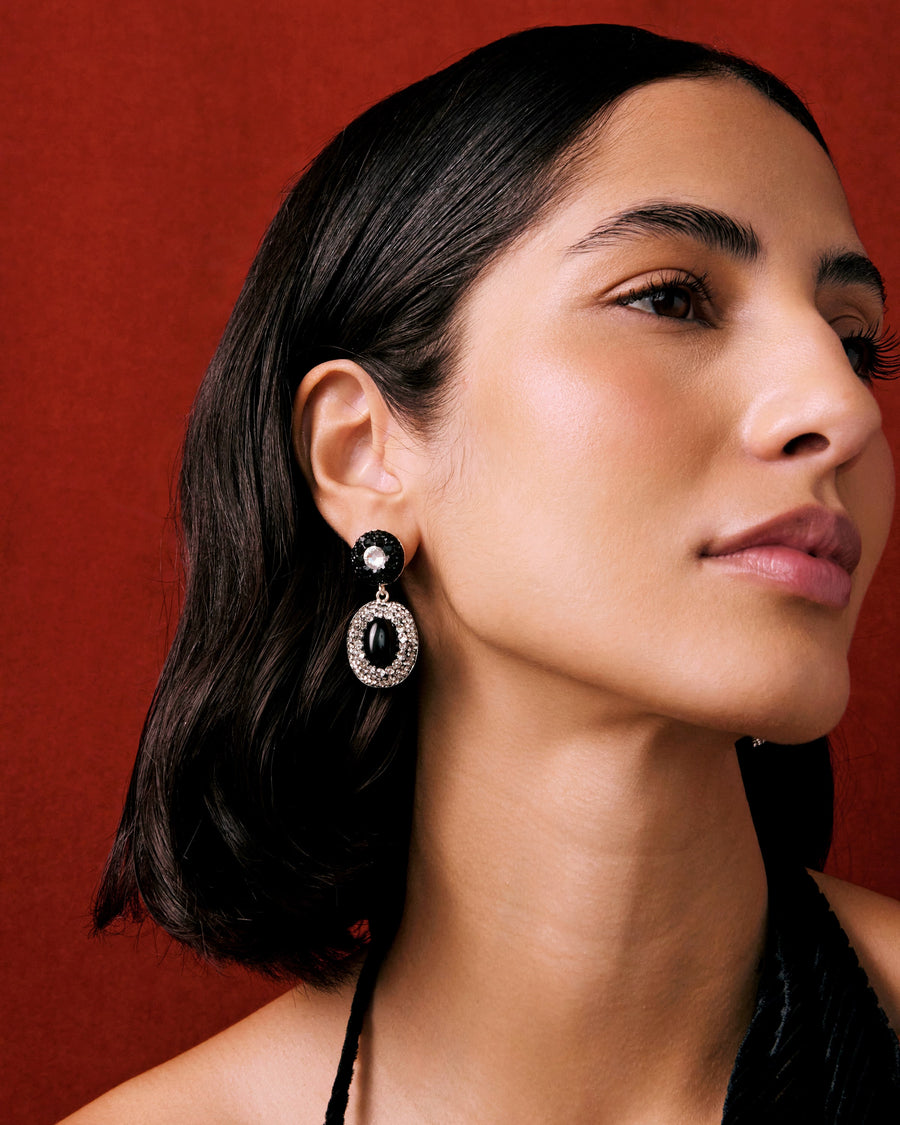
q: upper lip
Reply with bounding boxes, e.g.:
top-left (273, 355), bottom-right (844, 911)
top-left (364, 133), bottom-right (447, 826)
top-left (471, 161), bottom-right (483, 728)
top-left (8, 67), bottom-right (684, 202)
top-left (701, 505), bottom-right (862, 576)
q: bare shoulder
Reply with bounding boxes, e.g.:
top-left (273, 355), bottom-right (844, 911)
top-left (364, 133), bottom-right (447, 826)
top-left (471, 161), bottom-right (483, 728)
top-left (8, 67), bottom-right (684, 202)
top-left (59, 980), bottom-right (355, 1125)
top-left (808, 869), bottom-right (900, 1034)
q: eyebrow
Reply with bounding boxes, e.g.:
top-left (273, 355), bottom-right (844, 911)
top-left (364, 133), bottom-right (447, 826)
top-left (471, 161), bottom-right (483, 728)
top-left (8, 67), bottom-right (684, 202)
top-left (567, 202), bottom-right (761, 260)
top-left (816, 250), bottom-right (885, 308)
top-left (567, 200), bottom-right (886, 310)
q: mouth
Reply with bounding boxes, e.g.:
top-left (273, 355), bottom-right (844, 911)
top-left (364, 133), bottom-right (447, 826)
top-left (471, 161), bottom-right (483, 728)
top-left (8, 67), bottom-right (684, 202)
top-left (700, 505), bottom-right (862, 609)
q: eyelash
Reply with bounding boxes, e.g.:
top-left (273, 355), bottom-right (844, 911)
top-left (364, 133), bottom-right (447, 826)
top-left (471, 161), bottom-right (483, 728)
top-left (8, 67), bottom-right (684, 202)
top-left (616, 270), bottom-right (900, 384)
top-left (841, 323), bottom-right (900, 383)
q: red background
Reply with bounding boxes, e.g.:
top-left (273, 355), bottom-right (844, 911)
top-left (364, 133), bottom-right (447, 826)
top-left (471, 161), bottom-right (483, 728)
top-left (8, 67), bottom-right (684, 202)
top-left (3, 1), bottom-right (900, 1120)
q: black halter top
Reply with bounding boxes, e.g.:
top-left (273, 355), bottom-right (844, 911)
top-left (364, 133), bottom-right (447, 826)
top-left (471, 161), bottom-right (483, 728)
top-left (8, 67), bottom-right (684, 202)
top-left (324, 865), bottom-right (900, 1123)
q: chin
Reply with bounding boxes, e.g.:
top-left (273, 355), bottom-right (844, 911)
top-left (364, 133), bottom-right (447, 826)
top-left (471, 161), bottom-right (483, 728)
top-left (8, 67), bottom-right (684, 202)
top-left (662, 653), bottom-right (852, 747)
top-left (742, 670), bottom-right (851, 746)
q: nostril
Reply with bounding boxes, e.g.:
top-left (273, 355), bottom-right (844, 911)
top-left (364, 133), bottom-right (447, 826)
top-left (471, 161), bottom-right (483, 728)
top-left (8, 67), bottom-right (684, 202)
top-left (783, 432), bottom-right (829, 456)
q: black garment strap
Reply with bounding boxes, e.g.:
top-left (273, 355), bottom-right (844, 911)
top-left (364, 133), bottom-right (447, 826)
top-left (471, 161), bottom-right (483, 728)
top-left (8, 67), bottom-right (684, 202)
top-left (323, 941), bottom-right (384, 1125)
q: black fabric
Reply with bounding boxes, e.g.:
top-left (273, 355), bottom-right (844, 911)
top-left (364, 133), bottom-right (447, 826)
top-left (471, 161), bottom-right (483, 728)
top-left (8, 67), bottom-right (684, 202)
top-left (325, 867), bottom-right (900, 1123)
top-left (722, 865), bottom-right (900, 1121)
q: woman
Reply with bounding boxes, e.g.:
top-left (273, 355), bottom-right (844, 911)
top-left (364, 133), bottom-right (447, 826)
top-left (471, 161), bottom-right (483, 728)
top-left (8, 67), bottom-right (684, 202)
top-left (65, 24), bottom-right (900, 1123)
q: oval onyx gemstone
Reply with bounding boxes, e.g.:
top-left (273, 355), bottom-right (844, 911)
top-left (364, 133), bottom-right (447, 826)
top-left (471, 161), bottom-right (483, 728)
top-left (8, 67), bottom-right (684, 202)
top-left (363, 617), bottom-right (399, 668)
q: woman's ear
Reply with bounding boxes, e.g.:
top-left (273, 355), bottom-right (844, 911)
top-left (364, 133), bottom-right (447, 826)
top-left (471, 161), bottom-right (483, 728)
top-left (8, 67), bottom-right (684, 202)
top-left (291, 360), bottom-right (420, 553)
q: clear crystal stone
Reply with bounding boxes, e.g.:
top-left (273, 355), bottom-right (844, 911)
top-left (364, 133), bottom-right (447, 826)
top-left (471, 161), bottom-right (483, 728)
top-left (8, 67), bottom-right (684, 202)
top-left (363, 545), bottom-right (387, 571)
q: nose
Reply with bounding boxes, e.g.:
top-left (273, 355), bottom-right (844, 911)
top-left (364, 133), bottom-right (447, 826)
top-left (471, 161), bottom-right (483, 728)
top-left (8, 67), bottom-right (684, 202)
top-left (742, 314), bottom-right (883, 470)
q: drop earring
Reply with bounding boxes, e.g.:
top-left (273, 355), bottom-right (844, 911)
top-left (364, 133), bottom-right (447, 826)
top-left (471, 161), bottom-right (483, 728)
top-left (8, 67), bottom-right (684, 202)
top-left (346, 530), bottom-right (419, 688)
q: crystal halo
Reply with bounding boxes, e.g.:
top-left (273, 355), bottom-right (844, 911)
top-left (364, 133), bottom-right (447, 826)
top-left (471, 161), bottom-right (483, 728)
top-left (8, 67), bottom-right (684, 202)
top-left (346, 598), bottom-right (419, 688)
top-left (350, 530), bottom-right (405, 585)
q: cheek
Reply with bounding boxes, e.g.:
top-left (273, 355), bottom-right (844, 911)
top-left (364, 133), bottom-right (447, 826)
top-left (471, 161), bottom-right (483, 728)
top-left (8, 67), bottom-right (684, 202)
top-left (867, 432), bottom-right (894, 543)
top-left (842, 431), bottom-right (895, 600)
top-left (420, 344), bottom-right (716, 642)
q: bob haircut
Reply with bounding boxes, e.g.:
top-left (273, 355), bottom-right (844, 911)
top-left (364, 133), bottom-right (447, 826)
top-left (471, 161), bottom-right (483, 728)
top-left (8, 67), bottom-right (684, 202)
top-left (95, 24), bottom-right (834, 986)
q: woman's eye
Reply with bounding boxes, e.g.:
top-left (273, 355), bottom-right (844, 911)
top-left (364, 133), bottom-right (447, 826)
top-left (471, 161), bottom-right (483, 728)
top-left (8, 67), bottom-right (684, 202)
top-left (841, 334), bottom-right (870, 376)
top-left (833, 324), bottom-right (900, 383)
top-left (620, 283), bottom-right (700, 321)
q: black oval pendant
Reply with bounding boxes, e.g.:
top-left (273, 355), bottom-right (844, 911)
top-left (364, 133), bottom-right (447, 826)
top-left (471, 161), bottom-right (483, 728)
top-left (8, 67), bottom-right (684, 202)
top-left (363, 617), bottom-right (399, 668)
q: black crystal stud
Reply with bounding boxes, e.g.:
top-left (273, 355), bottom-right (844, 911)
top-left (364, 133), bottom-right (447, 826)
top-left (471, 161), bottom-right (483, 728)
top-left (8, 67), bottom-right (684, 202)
top-left (350, 530), bottom-right (405, 585)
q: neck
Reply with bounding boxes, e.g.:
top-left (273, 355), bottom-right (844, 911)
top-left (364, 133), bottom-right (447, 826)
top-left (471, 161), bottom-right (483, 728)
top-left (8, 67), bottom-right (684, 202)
top-left (367, 658), bottom-right (768, 1123)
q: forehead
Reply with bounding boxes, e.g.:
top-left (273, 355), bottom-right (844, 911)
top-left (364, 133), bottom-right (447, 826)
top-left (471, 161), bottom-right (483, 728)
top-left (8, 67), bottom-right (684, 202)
top-left (447, 76), bottom-right (877, 383)
top-left (536, 75), bottom-right (861, 257)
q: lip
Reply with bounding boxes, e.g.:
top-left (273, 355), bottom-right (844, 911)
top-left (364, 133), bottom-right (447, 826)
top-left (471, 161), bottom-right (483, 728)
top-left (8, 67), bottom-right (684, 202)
top-left (700, 505), bottom-right (862, 609)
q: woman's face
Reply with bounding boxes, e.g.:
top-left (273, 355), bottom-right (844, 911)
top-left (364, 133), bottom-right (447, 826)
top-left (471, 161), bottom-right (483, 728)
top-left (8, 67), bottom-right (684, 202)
top-left (405, 77), bottom-right (894, 744)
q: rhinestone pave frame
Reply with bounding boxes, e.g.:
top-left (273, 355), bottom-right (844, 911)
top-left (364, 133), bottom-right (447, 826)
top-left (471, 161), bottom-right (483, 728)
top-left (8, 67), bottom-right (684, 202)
top-left (346, 595), bottom-right (419, 688)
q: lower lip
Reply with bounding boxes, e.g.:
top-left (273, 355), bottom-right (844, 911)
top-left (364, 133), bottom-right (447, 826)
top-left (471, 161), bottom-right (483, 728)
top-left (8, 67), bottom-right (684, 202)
top-left (702, 546), bottom-right (852, 609)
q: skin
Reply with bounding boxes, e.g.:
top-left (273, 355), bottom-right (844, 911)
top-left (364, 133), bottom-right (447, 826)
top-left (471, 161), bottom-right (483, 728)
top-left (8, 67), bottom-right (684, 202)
top-left (63, 77), bottom-right (900, 1124)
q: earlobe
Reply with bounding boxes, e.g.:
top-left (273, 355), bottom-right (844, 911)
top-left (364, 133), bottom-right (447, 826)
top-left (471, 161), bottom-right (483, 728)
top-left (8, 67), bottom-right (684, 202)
top-left (291, 360), bottom-right (418, 551)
